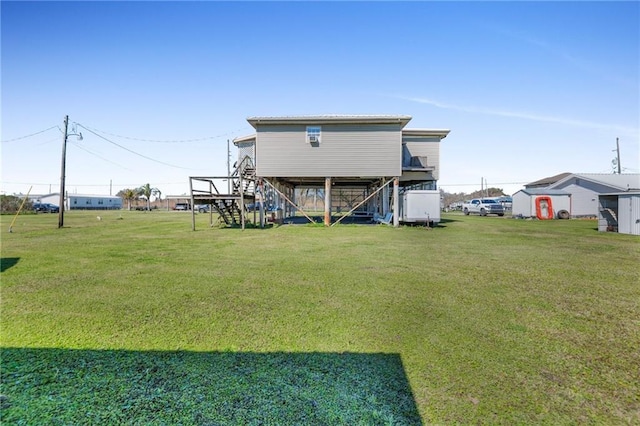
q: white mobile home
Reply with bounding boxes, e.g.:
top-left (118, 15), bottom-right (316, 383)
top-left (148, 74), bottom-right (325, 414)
top-left (68, 194), bottom-right (122, 210)
top-left (40, 193), bottom-right (123, 210)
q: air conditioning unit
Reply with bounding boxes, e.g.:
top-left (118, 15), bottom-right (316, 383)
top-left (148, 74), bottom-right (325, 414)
top-left (308, 135), bottom-right (319, 143)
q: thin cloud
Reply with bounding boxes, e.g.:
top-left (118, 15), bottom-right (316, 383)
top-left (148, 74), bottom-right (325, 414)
top-left (401, 96), bottom-right (638, 135)
top-left (485, 25), bottom-right (637, 89)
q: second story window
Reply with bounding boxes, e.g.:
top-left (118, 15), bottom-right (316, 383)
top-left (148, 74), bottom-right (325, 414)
top-left (306, 126), bottom-right (321, 144)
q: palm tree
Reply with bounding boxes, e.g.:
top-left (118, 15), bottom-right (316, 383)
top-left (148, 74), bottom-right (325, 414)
top-left (137, 183), bottom-right (161, 210)
top-left (116, 188), bottom-right (137, 211)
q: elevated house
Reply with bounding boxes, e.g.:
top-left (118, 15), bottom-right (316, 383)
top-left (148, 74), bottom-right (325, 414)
top-left (190, 115), bottom-right (449, 227)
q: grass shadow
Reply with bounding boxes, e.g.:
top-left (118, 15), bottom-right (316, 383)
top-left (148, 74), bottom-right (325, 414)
top-left (216, 223), bottom-right (275, 230)
top-left (1, 348), bottom-right (422, 425)
top-left (0, 258), bottom-right (20, 273)
top-left (438, 217), bottom-right (460, 225)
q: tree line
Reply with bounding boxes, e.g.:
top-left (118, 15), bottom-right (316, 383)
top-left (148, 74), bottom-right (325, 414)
top-left (441, 187), bottom-right (507, 209)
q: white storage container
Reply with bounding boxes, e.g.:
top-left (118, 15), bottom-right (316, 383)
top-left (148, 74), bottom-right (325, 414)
top-left (400, 190), bottom-right (441, 224)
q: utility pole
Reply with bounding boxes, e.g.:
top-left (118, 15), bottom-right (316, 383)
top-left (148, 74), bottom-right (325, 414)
top-left (57, 116), bottom-right (82, 228)
top-left (58, 115), bottom-right (69, 228)
top-left (615, 137), bottom-right (621, 174)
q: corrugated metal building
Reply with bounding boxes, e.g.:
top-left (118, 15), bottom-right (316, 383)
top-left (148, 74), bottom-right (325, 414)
top-left (512, 188), bottom-right (571, 219)
top-left (598, 191), bottom-right (640, 236)
top-left (524, 173), bottom-right (640, 218)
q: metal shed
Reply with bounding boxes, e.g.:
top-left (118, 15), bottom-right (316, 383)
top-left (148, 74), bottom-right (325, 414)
top-left (598, 191), bottom-right (640, 235)
top-left (542, 173), bottom-right (640, 217)
top-left (512, 188), bottom-right (571, 219)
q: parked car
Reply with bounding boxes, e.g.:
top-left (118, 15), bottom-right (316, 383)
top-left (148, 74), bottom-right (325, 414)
top-left (173, 203), bottom-right (191, 211)
top-left (462, 199), bottom-right (505, 216)
top-left (195, 204), bottom-right (211, 213)
top-left (33, 203), bottom-right (60, 213)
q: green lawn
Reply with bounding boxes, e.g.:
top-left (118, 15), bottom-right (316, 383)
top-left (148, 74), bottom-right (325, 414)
top-left (1, 211), bottom-right (639, 424)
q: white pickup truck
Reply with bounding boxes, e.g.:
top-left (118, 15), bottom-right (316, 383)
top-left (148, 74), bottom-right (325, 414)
top-left (462, 199), bottom-right (505, 216)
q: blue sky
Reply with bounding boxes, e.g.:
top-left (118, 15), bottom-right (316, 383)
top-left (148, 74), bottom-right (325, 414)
top-left (2, 1), bottom-right (638, 197)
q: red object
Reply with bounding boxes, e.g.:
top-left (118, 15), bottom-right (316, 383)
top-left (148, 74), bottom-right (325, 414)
top-left (535, 196), bottom-right (554, 220)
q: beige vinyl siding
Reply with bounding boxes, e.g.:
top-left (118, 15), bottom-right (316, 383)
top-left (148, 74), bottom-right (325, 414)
top-left (402, 135), bottom-right (441, 180)
top-left (256, 124), bottom-right (402, 177)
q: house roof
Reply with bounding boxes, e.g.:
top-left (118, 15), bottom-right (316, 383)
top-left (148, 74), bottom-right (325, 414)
top-left (234, 127), bottom-right (451, 145)
top-left (237, 120), bottom-right (450, 144)
top-left (247, 115), bottom-right (413, 129)
top-left (67, 194), bottom-right (121, 199)
top-left (232, 134), bottom-right (256, 145)
top-left (37, 193), bottom-right (118, 199)
top-left (526, 172), bottom-right (640, 192)
top-left (599, 190), bottom-right (640, 197)
top-left (525, 172), bottom-right (572, 188)
top-left (515, 188), bottom-right (571, 196)
top-left (551, 173), bottom-right (640, 191)
top-left (402, 128), bottom-right (450, 139)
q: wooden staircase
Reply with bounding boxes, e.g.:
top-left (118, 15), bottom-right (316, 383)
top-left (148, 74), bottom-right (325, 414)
top-left (189, 156), bottom-right (256, 229)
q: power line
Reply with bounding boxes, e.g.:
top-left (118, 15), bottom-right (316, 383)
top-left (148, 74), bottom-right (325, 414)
top-left (76, 124), bottom-right (198, 170)
top-left (28, 137), bottom-right (60, 147)
top-left (1, 126), bottom-right (58, 143)
top-left (78, 123), bottom-right (251, 143)
top-left (3, 181), bottom-right (57, 186)
top-left (2, 180), bottom-right (190, 186)
top-left (68, 140), bottom-right (132, 171)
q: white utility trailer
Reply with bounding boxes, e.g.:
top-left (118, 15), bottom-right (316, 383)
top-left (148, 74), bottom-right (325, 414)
top-left (399, 190), bottom-right (441, 225)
